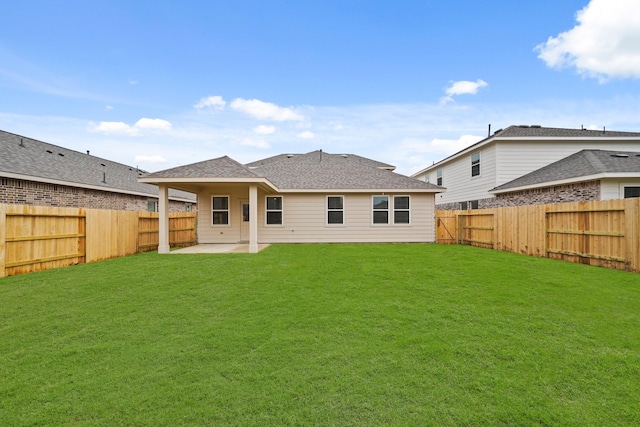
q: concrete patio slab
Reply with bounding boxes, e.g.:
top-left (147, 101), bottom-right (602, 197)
top-left (170, 244), bottom-right (270, 254)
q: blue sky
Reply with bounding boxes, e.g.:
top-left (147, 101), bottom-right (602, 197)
top-left (1, 0), bottom-right (639, 175)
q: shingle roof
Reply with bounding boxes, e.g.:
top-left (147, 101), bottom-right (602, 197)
top-left (141, 150), bottom-right (441, 191)
top-left (248, 150), bottom-right (440, 190)
top-left (491, 149), bottom-right (640, 192)
top-left (142, 156), bottom-right (259, 179)
top-left (0, 130), bottom-right (195, 201)
top-left (494, 125), bottom-right (640, 138)
top-left (245, 153), bottom-right (395, 170)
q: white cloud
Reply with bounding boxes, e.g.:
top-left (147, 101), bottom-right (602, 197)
top-left (253, 125), bottom-right (276, 134)
top-left (88, 117), bottom-right (172, 136)
top-left (129, 79), bottom-right (138, 85)
top-left (238, 138), bottom-right (270, 149)
top-left (105, 105), bottom-right (113, 110)
top-left (194, 95), bottom-right (227, 110)
top-left (134, 118), bottom-right (172, 131)
top-left (135, 155), bottom-right (167, 163)
top-left (535, 0), bottom-right (640, 81)
top-left (230, 98), bottom-right (304, 121)
top-left (440, 79), bottom-right (488, 104)
top-left (401, 135), bottom-right (483, 155)
top-left (297, 131), bottom-right (315, 139)
top-left (88, 121), bottom-right (139, 136)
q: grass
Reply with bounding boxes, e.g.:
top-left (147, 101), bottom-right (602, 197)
top-left (1, 244), bottom-right (639, 426)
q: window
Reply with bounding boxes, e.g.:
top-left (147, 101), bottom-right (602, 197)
top-left (327, 196), bottom-right (344, 225)
top-left (372, 196), bottom-right (389, 224)
top-left (212, 196), bottom-right (229, 225)
top-left (471, 152), bottom-right (480, 177)
top-left (424, 173), bottom-right (430, 183)
top-left (147, 201), bottom-right (157, 212)
top-left (394, 196), bottom-right (410, 224)
top-left (437, 169), bottom-right (443, 186)
top-left (266, 196), bottom-right (283, 225)
top-left (460, 201), bottom-right (468, 210)
top-left (624, 187), bottom-right (640, 198)
top-left (469, 200), bottom-right (479, 209)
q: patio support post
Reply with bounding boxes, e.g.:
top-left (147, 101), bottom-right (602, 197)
top-left (158, 184), bottom-right (170, 254)
top-left (249, 185), bottom-right (258, 253)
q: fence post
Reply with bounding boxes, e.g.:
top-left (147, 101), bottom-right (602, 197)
top-left (0, 204), bottom-right (5, 278)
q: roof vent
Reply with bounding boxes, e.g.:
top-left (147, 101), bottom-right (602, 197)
top-left (341, 154), bottom-right (348, 158)
top-left (518, 125), bottom-right (529, 128)
top-left (46, 149), bottom-right (53, 154)
top-left (530, 125), bottom-right (541, 128)
top-left (100, 163), bottom-right (106, 167)
top-left (493, 128), bottom-right (503, 135)
top-left (19, 139), bottom-right (25, 147)
top-left (286, 154), bottom-right (294, 158)
top-left (611, 153), bottom-right (629, 158)
top-left (58, 153), bottom-right (64, 157)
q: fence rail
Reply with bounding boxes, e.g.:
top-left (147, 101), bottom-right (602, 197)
top-left (436, 198), bottom-right (640, 273)
top-left (0, 204), bottom-right (197, 277)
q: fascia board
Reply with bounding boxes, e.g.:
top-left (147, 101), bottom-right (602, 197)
top-left (1, 171), bottom-right (162, 199)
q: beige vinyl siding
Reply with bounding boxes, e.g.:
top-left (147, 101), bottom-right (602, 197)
top-left (496, 140), bottom-right (640, 186)
top-left (434, 145), bottom-right (497, 206)
top-left (197, 187), bottom-right (246, 243)
top-left (601, 178), bottom-right (640, 200)
top-left (258, 192), bottom-right (436, 243)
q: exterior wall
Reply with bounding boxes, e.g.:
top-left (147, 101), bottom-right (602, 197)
top-left (601, 178), bottom-right (640, 200)
top-left (0, 176), bottom-right (192, 212)
top-left (420, 139), bottom-right (640, 207)
top-left (197, 187), bottom-right (437, 243)
top-left (436, 181), bottom-right (601, 210)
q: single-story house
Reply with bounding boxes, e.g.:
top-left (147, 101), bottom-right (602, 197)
top-left (0, 129), bottom-right (195, 211)
top-left (489, 149), bottom-right (640, 205)
top-left (139, 150), bottom-right (444, 253)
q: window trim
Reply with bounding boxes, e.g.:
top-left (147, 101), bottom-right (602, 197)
top-left (393, 195), bottom-right (411, 225)
top-left (211, 195), bottom-right (230, 226)
top-left (471, 152), bottom-right (481, 177)
top-left (326, 195), bottom-right (345, 226)
top-left (265, 195), bottom-right (284, 226)
top-left (436, 168), bottom-right (443, 186)
top-left (372, 195), bottom-right (390, 225)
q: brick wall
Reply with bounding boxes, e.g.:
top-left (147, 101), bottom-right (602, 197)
top-left (0, 176), bottom-right (193, 212)
top-left (436, 180), bottom-right (601, 210)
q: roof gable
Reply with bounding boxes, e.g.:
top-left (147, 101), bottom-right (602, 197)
top-left (143, 156), bottom-right (258, 179)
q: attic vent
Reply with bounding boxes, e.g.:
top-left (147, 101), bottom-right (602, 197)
top-left (493, 128), bottom-right (503, 135)
top-left (286, 154), bottom-right (294, 158)
top-left (58, 153), bottom-right (64, 157)
top-left (341, 154), bottom-right (348, 158)
top-left (518, 125), bottom-right (529, 128)
top-left (46, 150), bottom-right (53, 154)
top-left (100, 163), bottom-right (106, 167)
top-left (530, 125), bottom-right (541, 128)
top-left (612, 153), bottom-right (629, 158)
top-left (19, 139), bottom-right (25, 147)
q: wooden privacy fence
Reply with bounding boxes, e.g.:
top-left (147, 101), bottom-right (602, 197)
top-left (0, 204), bottom-right (196, 277)
top-left (436, 198), bottom-right (640, 273)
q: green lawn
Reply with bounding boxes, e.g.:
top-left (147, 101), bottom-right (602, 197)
top-left (1, 244), bottom-right (639, 426)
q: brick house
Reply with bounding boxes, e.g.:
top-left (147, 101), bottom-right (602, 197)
top-left (0, 130), bottom-right (195, 211)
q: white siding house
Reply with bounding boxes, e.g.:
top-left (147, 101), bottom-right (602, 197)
top-left (412, 125), bottom-right (640, 209)
top-left (140, 151), bottom-right (443, 253)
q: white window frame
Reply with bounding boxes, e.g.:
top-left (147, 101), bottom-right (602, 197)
top-left (471, 152), bottom-right (481, 177)
top-left (424, 173), bottom-right (430, 183)
top-left (393, 195), bottom-right (411, 225)
top-left (212, 195), bottom-right (230, 226)
top-left (437, 168), bottom-right (443, 186)
top-left (372, 195), bottom-right (390, 225)
top-left (326, 195), bottom-right (345, 226)
top-left (265, 195), bottom-right (284, 226)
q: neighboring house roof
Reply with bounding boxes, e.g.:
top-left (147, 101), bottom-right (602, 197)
top-left (411, 125), bottom-right (640, 177)
top-left (490, 150), bottom-right (640, 193)
top-left (141, 150), bottom-right (442, 193)
top-left (0, 130), bottom-right (195, 201)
